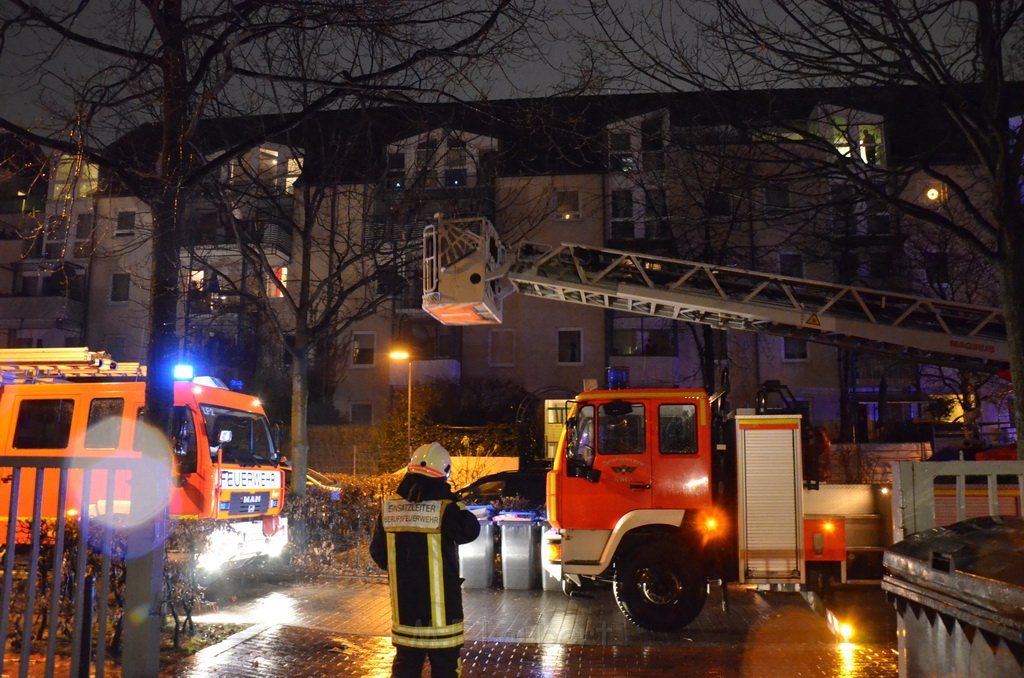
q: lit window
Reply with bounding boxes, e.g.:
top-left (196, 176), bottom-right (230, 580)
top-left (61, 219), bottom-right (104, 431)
top-left (258, 148), bottom-right (279, 188)
top-left (267, 266), bottom-right (287, 298)
top-left (829, 117), bottom-right (851, 157)
top-left (555, 190), bottom-right (581, 220)
top-left (859, 126), bottom-right (883, 165)
top-left (285, 157), bottom-right (301, 194)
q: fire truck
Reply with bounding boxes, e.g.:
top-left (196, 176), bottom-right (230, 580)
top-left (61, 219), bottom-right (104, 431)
top-left (422, 216), bottom-right (1013, 631)
top-left (0, 347), bottom-right (287, 570)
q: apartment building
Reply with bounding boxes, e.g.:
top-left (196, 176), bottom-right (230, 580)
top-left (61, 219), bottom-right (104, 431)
top-left (1, 86), bottom-right (1013, 456)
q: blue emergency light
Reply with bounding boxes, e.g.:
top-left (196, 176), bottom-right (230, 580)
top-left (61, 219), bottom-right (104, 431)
top-left (173, 363), bottom-right (195, 380)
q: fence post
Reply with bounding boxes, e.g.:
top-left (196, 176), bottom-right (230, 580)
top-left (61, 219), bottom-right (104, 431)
top-left (121, 453), bottom-right (171, 678)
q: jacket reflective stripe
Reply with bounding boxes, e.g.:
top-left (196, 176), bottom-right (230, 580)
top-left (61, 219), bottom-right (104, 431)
top-left (392, 621), bottom-right (464, 637)
top-left (391, 631), bottom-right (466, 649)
top-left (427, 532), bottom-right (445, 626)
top-left (385, 532), bottom-right (400, 618)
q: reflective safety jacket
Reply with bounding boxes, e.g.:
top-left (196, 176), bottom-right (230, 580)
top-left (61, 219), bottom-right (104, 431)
top-left (370, 479), bottom-right (481, 649)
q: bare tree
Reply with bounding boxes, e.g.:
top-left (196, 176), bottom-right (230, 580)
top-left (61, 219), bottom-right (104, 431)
top-left (0, 0), bottom-right (540, 478)
top-left (576, 0), bottom-right (1024, 455)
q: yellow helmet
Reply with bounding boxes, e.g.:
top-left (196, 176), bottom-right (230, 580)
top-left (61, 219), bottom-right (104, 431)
top-left (407, 442), bottom-right (452, 479)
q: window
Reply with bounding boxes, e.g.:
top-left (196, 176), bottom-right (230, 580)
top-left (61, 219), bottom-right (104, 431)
top-left (859, 126), bottom-right (883, 165)
top-left (924, 251), bottom-right (950, 286)
top-left (641, 117), bottom-right (665, 171)
top-left (104, 336), bottom-right (126, 360)
top-left (444, 168), bottom-right (468, 188)
top-left (764, 184), bottom-right (790, 214)
top-left (489, 329), bottom-right (515, 367)
top-left (446, 139), bottom-right (467, 168)
top-left (14, 399), bottom-right (74, 449)
top-left (610, 190), bottom-right (634, 239)
top-left (555, 190), bottom-right (581, 220)
top-left (612, 316), bottom-right (674, 356)
top-left (598, 402), bottom-right (644, 455)
top-left (644, 189), bottom-right (669, 238)
top-left (115, 211), bottom-right (136, 236)
top-left (415, 138), bottom-right (437, 168)
top-left (706, 190), bottom-right (732, 218)
top-left (85, 398), bottom-right (124, 449)
top-left (659, 404), bottom-right (696, 455)
top-left (285, 157), bottom-right (301, 194)
top-left (608, 132), bottom-right (634, 173)
top-left (351, 332), bottom-right (375, 366)
top-left (73, 213), bottom-right (93, 258)
top-left (782, 337), bottom-right (808, 361)
top-left (779, 252), bottom-right (804, 278)
top-left (557, 329), bottom-right (582, 365)
top-left (258, 148), bottom-right (279, 189)
top-left (350, 403), bottom-right (373, 425)
top-left (171, 405), bottom-right (198, 475)
top-left (386, 153), bottom-right (405, 190)
top-left (110, 273), bottom-right (130, 302)
top-left (829, 117), bottom-right (851, 157)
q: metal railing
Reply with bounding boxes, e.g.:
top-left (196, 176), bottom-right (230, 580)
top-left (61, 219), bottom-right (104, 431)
top-left (1, 456), bottom-right (161, 678)
top-left (891, 459), bottom-right (1024, 541)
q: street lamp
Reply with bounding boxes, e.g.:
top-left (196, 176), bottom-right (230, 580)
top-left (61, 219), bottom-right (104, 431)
top-left (388, 349), bottom-right (412, 454)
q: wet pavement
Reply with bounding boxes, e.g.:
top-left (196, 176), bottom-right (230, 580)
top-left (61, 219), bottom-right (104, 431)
top-left (172, 576), bottom-right (899, 677)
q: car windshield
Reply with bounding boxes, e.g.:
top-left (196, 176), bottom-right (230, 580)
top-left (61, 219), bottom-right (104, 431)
top-left (200, 403), bottom-right (277, 466)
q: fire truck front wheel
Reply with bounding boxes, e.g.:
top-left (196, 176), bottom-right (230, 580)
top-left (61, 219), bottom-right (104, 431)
top-left (613, 541), bottom-right (707, 632)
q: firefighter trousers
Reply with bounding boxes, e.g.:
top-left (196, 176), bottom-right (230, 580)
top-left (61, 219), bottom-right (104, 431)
top-left (391, 645), bottom-right (461, 678)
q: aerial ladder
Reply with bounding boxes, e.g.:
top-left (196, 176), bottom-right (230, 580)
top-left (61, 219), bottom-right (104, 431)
top-left (422, 217), bottom-right (1008, 370)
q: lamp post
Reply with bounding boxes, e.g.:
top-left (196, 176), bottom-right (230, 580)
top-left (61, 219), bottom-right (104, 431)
top-left (388, 349), bottom-right (412, 454)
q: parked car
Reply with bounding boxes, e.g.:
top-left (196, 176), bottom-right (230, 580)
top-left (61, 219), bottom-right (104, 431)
top-left (281, 463), bottom-right (345, 497)
top-left (455, 467), bottom-right (549, 510)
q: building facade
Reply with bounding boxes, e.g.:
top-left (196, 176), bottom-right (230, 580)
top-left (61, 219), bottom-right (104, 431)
top-left (1, 87), bottom-right (1015, 463)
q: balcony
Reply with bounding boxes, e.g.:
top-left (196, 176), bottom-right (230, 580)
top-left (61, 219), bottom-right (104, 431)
top-left (0, 295), bottom-right (85, 334)
top-left (181, 221), bottom-right (292, 267)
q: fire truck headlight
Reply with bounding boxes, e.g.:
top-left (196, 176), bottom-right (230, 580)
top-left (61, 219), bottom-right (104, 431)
top-left (839, 622), bottom-right (854, 642)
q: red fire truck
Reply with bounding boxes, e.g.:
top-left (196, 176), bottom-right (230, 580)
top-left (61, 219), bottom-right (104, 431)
top-left (0, 348), bottom-right (287, 570)
top-left (422, 217), bottom-right (1013, 631)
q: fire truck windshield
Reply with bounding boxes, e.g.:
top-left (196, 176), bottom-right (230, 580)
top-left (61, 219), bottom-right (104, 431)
top-left (200, 404), bottom-right (277, 466)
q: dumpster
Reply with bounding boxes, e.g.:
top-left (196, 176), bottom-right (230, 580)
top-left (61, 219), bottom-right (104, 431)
top-left (459, 506), bottom-right (496, 589)
top-left (881, 516), bottom-right (1024, 677)
top-left (497, 511), bottom-right (540, 590)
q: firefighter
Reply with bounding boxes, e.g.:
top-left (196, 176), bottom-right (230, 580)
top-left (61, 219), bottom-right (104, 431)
top-left (370, 442), bottom-right (481, 678)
